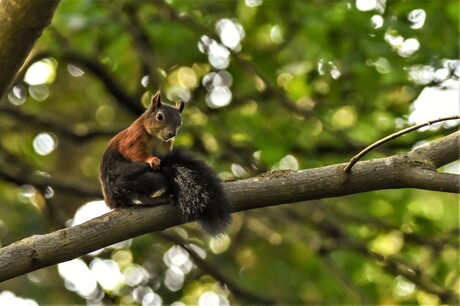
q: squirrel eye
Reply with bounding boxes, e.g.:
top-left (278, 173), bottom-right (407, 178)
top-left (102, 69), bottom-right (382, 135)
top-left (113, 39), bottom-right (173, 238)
top-left (156, 113), bottom-right (164, 121)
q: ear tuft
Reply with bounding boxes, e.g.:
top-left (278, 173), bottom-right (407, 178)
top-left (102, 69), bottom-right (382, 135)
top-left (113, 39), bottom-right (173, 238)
top-left (148, 91), bottom-right (162, 112)
top-left (176, 100), bottom-right (185, 113)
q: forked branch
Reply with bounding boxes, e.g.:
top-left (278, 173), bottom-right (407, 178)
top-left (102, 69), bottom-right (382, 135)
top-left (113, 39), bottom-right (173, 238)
top-left (344, 115), bottom-right (460, 172)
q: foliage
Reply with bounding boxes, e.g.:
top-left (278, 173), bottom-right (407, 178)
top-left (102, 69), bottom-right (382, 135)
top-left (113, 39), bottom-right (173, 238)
top-left (0, 0), bottom-right (458, 305)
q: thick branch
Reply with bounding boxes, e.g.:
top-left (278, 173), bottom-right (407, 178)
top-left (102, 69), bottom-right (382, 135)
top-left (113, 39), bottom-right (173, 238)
top-left (411, 128), bottom-right (460, 168)
top-left (0, 132), bottom-right (458, 282)
top-left (0, 0), bottom-right (60, 100)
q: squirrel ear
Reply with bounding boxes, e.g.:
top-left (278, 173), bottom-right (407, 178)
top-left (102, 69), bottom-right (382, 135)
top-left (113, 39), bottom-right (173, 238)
top-left (176, 100), bottom-right (185, 113)
top-left (148, 91), bottom-right (162, 112)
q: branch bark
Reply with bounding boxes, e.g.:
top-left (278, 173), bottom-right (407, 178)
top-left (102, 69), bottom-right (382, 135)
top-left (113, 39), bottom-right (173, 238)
top-left (0, 0), bottom-right (60, 100)
top-left (0, 131), bottom-right (458, 282)
top-left (344, 115), bottom-right (460, 171)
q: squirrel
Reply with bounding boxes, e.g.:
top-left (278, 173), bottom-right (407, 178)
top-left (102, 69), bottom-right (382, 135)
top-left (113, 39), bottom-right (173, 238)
top-left (99, 92), bottom-right (232, 236)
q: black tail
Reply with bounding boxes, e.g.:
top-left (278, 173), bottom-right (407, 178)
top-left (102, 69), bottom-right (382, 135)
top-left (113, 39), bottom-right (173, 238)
top-left (161, 148), bottom-right (232, 236)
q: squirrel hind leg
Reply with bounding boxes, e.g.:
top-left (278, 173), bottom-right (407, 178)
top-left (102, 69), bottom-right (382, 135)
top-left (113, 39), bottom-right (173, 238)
top-left (112, 169), bottom-right (172, 207)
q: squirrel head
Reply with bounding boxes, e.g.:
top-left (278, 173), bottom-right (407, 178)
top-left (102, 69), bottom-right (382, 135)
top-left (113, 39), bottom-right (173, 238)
top-left (143, 91), bottom-right (185, 141)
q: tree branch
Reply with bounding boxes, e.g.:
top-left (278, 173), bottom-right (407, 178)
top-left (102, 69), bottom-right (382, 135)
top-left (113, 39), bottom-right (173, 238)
top-left (16, 50), bottom-right (143, 115)
top-left (0, 131), bottom-right (458, 282)
top-left (152, 0), bottom-right (364, 151)
top-left (0, 0), bottom-right (60, 101)
top-left (344, 115), bottom-right (460, 171)
top-left (0, 105), bottom-right (120, 143)
top-left (0, 144), bottom-right (101, 198)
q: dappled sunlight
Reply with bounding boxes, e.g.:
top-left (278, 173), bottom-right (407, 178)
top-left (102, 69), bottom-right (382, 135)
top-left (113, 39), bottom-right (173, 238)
top-left (0, 0), bottom-right (458, 304)
top-left (408, 79), bottom-right (460, 128)
top-left (24, 58), bottom-right (57, 86)
top-left (369, 230), bottom-right (404, 256)
top-left (356, 0), bottom-right (378, 12)
top-left (209, 235), bottom-right (231, 254)
top-left (272, 154), bottom-right (299, 171)
top-left (231, 163), bottom-right (248, 178)
top-left (203, 71), bottom-right (233, 108)
top-left (132, 286), bottom-right (163, 305)
top-left (67, 64), bottom-right (85, 77)
top-left (370, 15), bottom-right (384, 29)
top-left (216, 19), bottom-right (245, 51)
top-left (408, 9), bottom-right (426, 29)
top-left (198, 290), bottom-right (229, 306)
top-left (199, 36), bottom-right (230, 70)
top-left (70, 200), bottom-right (110, 226)
top-left (7, 85), bottom-right (27, 105)
top-left (58, 258), bottom-right (98, 299)
top-left (317, 59), bottom-right (341, 79)
top-left (90, 258), bottom-right (125, 292)
top-left (0, 291), bottom-right (38, 306)
top-left (244, 0), bottom-right (263, 8)
top-left (393, 276), bottom-right (416, 299)
top-left (32, 132), bottom-right (57, 156)
top-left (398, 38), bottom-right (420, 58)
top-left (332, 106), bottom-right (357, 130)
top-left (197, 18), bottom-right (244, 108)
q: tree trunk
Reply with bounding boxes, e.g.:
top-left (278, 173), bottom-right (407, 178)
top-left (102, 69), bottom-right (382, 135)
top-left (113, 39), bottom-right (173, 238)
top-left (0, 0), bottom-right (60, 100)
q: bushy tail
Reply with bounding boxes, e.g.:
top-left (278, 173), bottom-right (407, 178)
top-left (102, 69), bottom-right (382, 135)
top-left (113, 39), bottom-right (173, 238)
top-left (161, 149), bottom-right (232, 236)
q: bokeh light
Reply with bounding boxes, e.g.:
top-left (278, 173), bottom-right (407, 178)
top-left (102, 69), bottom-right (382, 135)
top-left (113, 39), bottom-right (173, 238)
top-left (70, 201), bottom-right (110, 226)
top-left (394, 276), bottom-right (416, 298)
top-left (272, 155), bottom-right (299, 171)
top-left (7, 85), bottom-right (27, 105)
top-left (371, 15), bottom-right (384, 29)
top-left (67, 64), bottom-right (85, 77)
top-left (0, 291), bottom-right (38, 306)
top-left (245, 0), bottom-right (263, 7)
top-left (398, 38), bottom-right (420, 57)
top-left (198, 290), bottom-right (229, 306)
top-left (216, 19), bottom-right (245, 51)
top-left (356, 0), bottom-right (377, 12)
top-left (32, 132), bottom-right (58, 156)
top-left (24, 58), bottom-right (57, 86)
top-left (408, 9), bottom-right (426, 29)
top-left (90, 258), bottom-right (125, 292)
top-left (331, 106), bottom-right (357, 129)
top-left (408, 79), bottom-right (460, 129)
top-left (58, 259), bottom-right (98, 299)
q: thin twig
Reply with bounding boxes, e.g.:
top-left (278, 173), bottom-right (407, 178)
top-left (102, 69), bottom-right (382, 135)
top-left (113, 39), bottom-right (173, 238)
top-left (344, 115), bottom-right (460, 172)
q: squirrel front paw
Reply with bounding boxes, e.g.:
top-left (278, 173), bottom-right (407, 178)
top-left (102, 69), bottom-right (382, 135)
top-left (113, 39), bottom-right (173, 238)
top-left (146, 156), bottom-right (161, 170)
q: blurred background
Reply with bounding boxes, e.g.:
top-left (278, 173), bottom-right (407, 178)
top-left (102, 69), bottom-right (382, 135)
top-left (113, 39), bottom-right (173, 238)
top-left (0, 0), bottom-right (458, 305)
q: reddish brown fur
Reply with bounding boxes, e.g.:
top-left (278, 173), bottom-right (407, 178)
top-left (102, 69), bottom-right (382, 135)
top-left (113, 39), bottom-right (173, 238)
top-left (107, 114), bottom-right (171, 165)
top-left (99, 92), bottom-right (184, 208)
